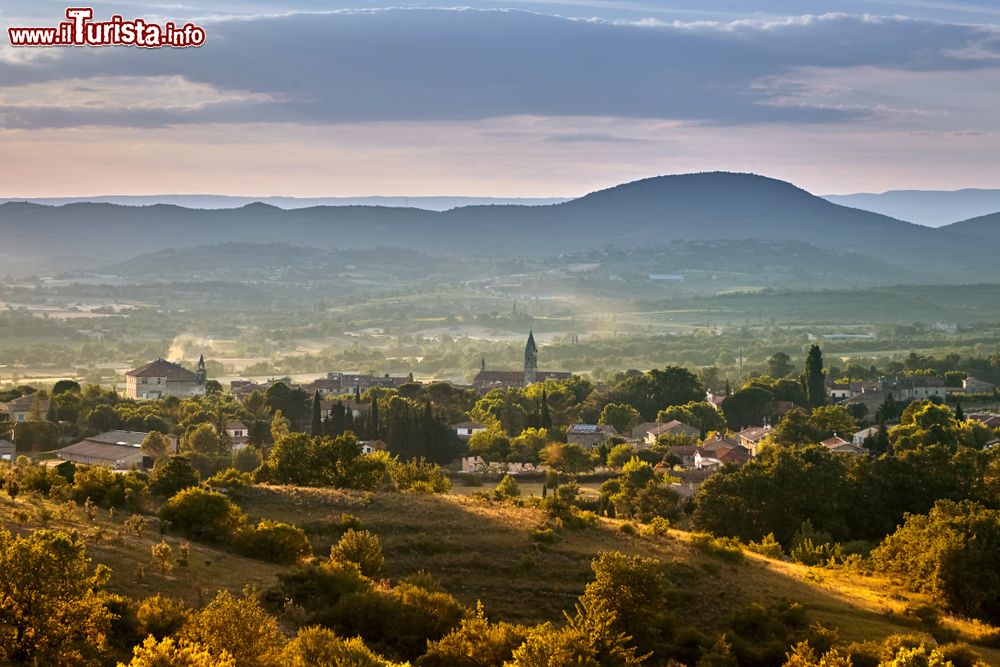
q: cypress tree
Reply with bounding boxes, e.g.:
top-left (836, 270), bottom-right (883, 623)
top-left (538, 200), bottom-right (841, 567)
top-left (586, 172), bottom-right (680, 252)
top-left (310, 391), bottom-right (323, 436)
top-left (724, 379), bottom-right (732, 396)
top-left (369, 396), bottom-right (380, 439)
top-left (955, 401), bottom-right (965, 421)
top-left (805, 345), bottom-right (826, 409)
top-left (540, 389), bottom-right (552, 430)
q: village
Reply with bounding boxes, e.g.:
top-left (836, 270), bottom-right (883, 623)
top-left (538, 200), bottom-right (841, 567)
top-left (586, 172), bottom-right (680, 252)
top-left (2, 331), bottom-right (997, 499)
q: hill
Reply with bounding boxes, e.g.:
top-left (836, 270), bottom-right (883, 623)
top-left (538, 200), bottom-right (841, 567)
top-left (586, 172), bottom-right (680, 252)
top-left (826, 188), bottom-right (1000, 227)
top-left (3, 484), bottom-right (997, 662)
top-left (1, 172), bottom-right (996, 281)
top-left (939, 211), bottom-right (1000, 238)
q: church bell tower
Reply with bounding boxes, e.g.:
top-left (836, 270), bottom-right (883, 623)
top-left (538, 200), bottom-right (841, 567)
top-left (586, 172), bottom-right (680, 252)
top-left (524, 330), bottom-right (538, 385)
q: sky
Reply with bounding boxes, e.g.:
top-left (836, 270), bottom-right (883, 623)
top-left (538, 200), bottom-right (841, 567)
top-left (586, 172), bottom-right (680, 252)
top-left (1, 1), bottom-right (999, 197)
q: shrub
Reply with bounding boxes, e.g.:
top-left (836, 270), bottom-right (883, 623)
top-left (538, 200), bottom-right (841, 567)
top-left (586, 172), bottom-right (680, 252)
top-left (493, 474), bottom-right (521, 500)
top-left (691, 533), bottom-right (745, 562)
top-left (871, 500), bottom-right (1000, 623)
top-left (149, 456), bottom-right (200, 497)
top-left (232, 446), bottom-right (263, 473)
top-left (71, 466), bottom-right (147, 511)
top-left (330, 529), bottom-right (384, 578)
top-left (389, 458), bottom-right (452, 493)
top-left (158, 487), bottom-right (245, 543)
top-left (137, 594), bottom-right (191, 639)
top-left (205, 468), bottom-right (254, 492)
top-left (234, 520), bottom-right (312, 565)
top-left (123, 636), bottom-right (233, 667)
top-left (183, 587), bottom-right (284, 667)
top-left (282, 626), bottom-right (407, 667)
top-left (419, 602), bottom-right (530, 667)
top-left (747, 533), bottom-right (784, 559)
top-left (640, 516), bottom-right (671, 538)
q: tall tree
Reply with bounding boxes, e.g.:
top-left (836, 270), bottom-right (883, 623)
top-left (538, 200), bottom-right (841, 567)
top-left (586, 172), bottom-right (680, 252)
top-left (767, 352), bottom-right (793, 378)
top-left (805, 345), bottom-right (826, 409)
top-left (539, 389), bottom-right (553, 430)
top-left (369, 396), bottom-right (380, 440)
top-left (310, 391), bottom-right (323, 436)
top-left (955, 401), bottom-right (965, 422)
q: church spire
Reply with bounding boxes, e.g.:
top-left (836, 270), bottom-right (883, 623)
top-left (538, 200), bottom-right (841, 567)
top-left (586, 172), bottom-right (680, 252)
top-left (524, 330), bottom-right (538, 385)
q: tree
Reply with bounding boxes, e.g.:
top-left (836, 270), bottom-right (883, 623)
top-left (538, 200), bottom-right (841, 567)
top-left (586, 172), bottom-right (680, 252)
top-left (149, 455), bottom-right (200, 497)
top-left (310, 391), bottom-right (323, 436)
top-left (182, 423), bottom-right (229, 456)
top-left (768, 352), bottom-right (793, 379)
top-left (805, 345), bottom-right (826, 409)
top-left (599, 403), bottom-right (641, 435)
top-left (159, 487), bottom-right (245, 543)
top-left (183, 588), bottom-right (284, 667)
top-left (141, 431), bottom-right (172, 461)
top-left (151, 541), bottom-right (174, 576)
top-left (871, 500), bottom-right (1000, 623)
top-left (282, 626), bottom-right (406, 667)
top-left (606, 443), bottom-right (636, 469)
top-left (955, 401), bottom-right (965, 422)
top-left (541, 443), bottom-right (594, 474)
top-left (52, 379), bottom-right (81, 395)
top-left (0, 529), bottom-right (112, 666)
top-left (122, 636), bottom-right (234, 667)
top-left (539, 389), bottom-right (553, 430)
top-left (609, 366), bottom-right (705, 421)
top-left (721, 387), bottom-right (776, 430)
top-left (330, 529), bottom-right (384, 578)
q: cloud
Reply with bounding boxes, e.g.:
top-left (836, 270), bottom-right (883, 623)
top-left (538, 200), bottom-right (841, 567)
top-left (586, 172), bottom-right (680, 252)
top-left (1, 9), bottom-right (998, 130)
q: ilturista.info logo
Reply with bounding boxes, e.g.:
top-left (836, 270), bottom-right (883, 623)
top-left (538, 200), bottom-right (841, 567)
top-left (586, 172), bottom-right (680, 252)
top-left (8, 7), bottom-right (206, 48)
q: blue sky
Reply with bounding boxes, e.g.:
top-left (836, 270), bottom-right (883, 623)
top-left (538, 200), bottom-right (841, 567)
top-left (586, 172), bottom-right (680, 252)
top-left (1, 1), bottom-right (998, 196)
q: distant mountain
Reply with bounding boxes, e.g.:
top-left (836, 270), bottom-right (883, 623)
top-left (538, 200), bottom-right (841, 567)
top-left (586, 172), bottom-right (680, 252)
top-left (0, 194), bottom-right (567, 211)
top-left (939, 211), bottom-right (1000, 238)
top-left (1, 172), bottom-right (996, 282)
top-left (825, 189), bottom-right (1000, 227)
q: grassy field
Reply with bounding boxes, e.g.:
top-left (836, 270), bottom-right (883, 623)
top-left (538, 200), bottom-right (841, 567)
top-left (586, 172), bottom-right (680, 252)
top-left (0, 486), bottom-right (997, 663)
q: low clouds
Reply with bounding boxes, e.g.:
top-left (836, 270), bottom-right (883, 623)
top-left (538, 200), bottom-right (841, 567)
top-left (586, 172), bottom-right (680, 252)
top-left (1, 9), bottom-right (998, 130)
top-left (1, 3), bottom-right (999, 195)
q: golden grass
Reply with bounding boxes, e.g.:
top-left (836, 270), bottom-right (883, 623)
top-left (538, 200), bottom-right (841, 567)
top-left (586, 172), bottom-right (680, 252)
top-left (0, 485), bottom-right (997, 663)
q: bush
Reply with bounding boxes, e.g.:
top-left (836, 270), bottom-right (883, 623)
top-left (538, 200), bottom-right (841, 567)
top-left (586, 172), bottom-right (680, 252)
top-left (419, 602), bottom-right (529, 667)
top-left (640, 516), bottom-right (671, 537)
top-left (389, 458), bottom-right (452, 493)
top-left (691, 533), bottom-right (745, 562)
top-left (159, 487), bottom-right (245, 543)
top-left (234, 520), bottom-right (312, 565)
top-left (123, 636), bottom-right (233, 667)
top-left (205, 468), bottom-right (254, 492)
top-left (232, 446), bottom-right (263, 473)
top-left (71, 466), bottom-right (147, 511)
top-left (149, 456), bottom-right (200, 497)
top-left (330, 529), bottom-right (384, 578)
top-left (282, 626), bottom-right (406, 667)
top-left (493, 474), bottom-right (520, 500)
top-left (747, 533), bottom-right (784, 559)
top-left (871, 500), bottom-right (1000, 623)
top-left (137, 594), bottom-right (191, 639)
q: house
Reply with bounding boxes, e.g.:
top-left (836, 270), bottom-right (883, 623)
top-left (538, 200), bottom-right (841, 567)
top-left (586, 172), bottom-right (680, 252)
top-left (701, 434), bottom-right (751, 466)
top-left (962, 377), bottom-right (996, 394)
top-left (0, 393), bottom-right (49, 423)
top-left (642, 420), bottom-right (701, 447)
top-left (669, 444), bottom-right (701, 468)
top-left (891, 376), bottom-right (947, 401)
top-left (319, 399), bottom-right (368, 420)
top-left (705, 390), bottom-right (726, 409)
top-left (566, 423), bottom-right (618, 448)
top-left (359, 441), bottom-right (376, 455)
top-left (57, 430), bottom-right (178, 470)
top-left (0, 439), bottom-right (14, 461)
top-left (820, 435), bottom-right (866, 455)
top-left (852, 426), bottom-right (880, 446)
top-left (225, 421), bottom-right (249, 450)
top-left (827, 382), bottom-right (862, 401)
top-left (693, 450), bottom-right (723, 471)
top-left (452, 421), bottom-right (487, 440)
top-left (126, 356), bottom-right (206, 400)
top-left (735, 425), bottom-right (771, 456)
top-left (459, 455), bottom-right (536, 475)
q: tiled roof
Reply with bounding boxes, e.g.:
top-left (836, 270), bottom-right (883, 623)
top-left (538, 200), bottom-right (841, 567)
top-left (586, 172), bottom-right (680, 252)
top-left (127, 358), bottom-right (198, 381)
